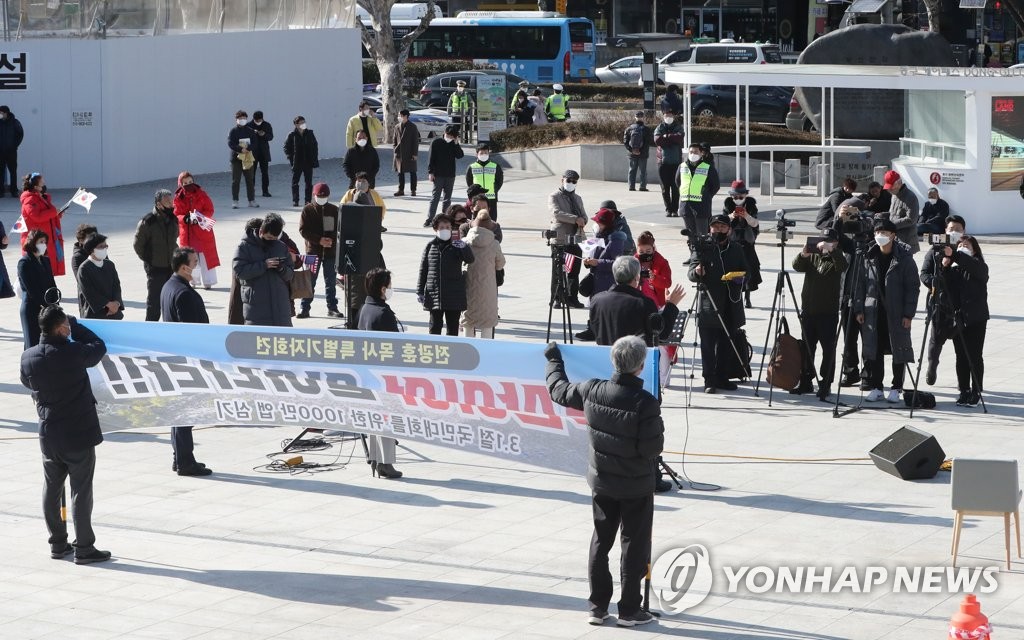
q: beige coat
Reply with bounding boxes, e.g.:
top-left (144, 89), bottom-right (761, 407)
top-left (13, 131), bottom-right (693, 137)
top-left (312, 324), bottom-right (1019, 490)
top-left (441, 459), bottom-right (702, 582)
top-left (463, 226), bottom-right (505, 329)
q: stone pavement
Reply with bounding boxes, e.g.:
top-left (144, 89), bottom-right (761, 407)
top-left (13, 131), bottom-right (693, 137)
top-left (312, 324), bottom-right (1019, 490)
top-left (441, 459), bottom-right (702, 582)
top-left (1, 148), bottom-right (1023, 639)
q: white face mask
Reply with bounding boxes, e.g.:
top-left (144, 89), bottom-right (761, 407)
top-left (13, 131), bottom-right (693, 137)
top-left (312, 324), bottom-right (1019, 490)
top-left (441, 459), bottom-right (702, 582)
top-left (563, 182), bottom-right (576, 193)
top-left (733, 196), bottom-right (745, 203)
top-left (36, 242), bottom-right (47, 256)
top-left (957, 246), bottom-right (973, 257)
top-left (314, 196), bottom-right (328, 206)
top-left (236, 118), bottom-right (247, 126)
top-left (356, 181), bottom-right (369, 192)
top-left (947, 230), bottom-right (963, 244)
top-left (299, 123), bottom-right (307, 131)
top-left (928, 197), bottom-right (938, 205)
top-left (356, 139), bottom-right (368, 148)
top-left (477, 154), bottom-right (489, 163)
top-left (93, 249), bottom-right (108, 261)
top-left (444, 135), bottom-right (454, 143)
top-left (362, 109), bottom-right (372, 117)
top-left (384, 287), bottom-right (394, 300)
top-left (688, 153), bottom-right (702, 163)
top-left (591, 223), bottom-right (601, 235)
top-left (874, 234), bottom-right (891, 247)
top-left (437, 229), bottom-right (452, 241)
top-left (663, 117), bottom-right (674, 124)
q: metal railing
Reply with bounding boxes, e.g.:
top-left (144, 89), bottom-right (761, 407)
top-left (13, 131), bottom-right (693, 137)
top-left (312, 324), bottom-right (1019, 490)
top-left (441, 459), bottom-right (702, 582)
top-left (899, 137), bottom-right (967, 164)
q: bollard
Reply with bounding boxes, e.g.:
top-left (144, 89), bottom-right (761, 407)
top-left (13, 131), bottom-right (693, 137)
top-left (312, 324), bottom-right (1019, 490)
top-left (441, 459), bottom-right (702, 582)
top-left (760, 162), bottom-right (773, 195)
top-left (873, 165), bottom-right (888, 187)
top-left (784, 159), bottom-right (801, 189)
top-left (809, 156), bottom-right (821, 186)
top-left (817, 164), bottom-right (831, 198)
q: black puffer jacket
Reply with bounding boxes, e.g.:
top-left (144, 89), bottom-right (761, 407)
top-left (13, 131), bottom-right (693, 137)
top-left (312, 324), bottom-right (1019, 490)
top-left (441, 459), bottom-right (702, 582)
top-left (232, 229), bottom-right (294, 327)
top-left (855, 240), bottom-right (919, 364)
top-left (417, 238), bottom-right (474, 311)
top-left (546, 358), bottom-right (664, 499)
top-left (920, 247), bottom-right (989, 329)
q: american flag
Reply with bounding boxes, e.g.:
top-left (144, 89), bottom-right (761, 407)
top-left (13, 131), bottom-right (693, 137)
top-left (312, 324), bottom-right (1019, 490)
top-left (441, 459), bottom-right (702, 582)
top-left (563, 252), bottom-right (577, 274)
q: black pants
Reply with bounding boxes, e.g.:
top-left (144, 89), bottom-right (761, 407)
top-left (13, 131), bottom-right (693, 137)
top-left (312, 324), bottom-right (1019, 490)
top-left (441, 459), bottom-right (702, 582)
top-left (172, 426), bottom-right (197, 468)
top-left (550, 244), bottom-right (582, 303)
top-left (144, 266), bottom-right (172, 322)
top-left (231, 156), bottom-right (256, 202)
top-left (589, 492), bottom-right (653, 617)
top-left (292, 166), bottom-right (314, 205)
top-left (800, 312), bottom-right (838, 387)
top-left (397, 171), bottom-right (418, 194)
top-left (256, 158), bottom-right (270, 195)
top-left (865, 313), bottom-right (906, 390)
top-left (41, 441), bottom-right (97, 554)
top-left (0, 148), bottom-right (16, 193)
top-left (697, 303), bottom-right (737, 384)
top-left (840, 304), bottom-right (861, 376)
top-left (932, 321), bottom-right (986, 394)
top-left (682, 204), bottom-right (709, 238)
top-left (427, 176), bottom-right (455, 221)
top-left (658, 162), bottom-right (680, 213)
top-left (429, 309), bottom-right (461, 336)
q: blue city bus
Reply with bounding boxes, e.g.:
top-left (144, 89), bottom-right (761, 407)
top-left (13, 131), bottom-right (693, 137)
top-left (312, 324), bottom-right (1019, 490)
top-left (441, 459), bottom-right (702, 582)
top-left (366, 12), bottom-right (596, 83)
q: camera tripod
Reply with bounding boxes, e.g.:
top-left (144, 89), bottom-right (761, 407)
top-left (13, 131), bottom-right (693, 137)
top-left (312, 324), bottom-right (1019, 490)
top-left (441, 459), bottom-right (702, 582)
top-left (832, 240), bottom-right (870, 418)
top-left (546, 245), bottom-right (574, 343)
top-left (679, 277), bottom-right (749, 403)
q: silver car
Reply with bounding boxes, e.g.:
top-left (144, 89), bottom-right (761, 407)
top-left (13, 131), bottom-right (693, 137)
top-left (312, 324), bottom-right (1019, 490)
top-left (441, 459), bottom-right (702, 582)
top-left (596, 55), bottom-right (643, 84)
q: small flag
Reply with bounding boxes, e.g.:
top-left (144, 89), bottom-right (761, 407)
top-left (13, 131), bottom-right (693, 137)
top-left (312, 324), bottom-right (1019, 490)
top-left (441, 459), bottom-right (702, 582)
top-left (10, 215), bottom-right (26, 234)
top-left (72, 188), bottom-right (98, 213)
top-left (563, 252), bottom-right (577, 274)
top-left (190, 210), bottom-right (216, 231)
top-left (302, 254), bottom-right (320, 277)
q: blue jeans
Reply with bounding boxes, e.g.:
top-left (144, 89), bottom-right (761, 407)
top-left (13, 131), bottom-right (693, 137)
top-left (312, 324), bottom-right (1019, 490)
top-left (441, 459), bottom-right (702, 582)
top-left (301, 256), bottom-right (338, 312)
top-left (628, 155), bottom-right (647, 189)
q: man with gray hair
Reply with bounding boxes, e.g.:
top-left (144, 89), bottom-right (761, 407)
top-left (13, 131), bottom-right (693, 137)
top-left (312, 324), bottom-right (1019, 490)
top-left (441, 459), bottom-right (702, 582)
top-left (545, 336), bottom-right (664, 627)
top-left (589, 255), bottom-right (685, 348)
top-left (133, 188), bottom-right (179, 321)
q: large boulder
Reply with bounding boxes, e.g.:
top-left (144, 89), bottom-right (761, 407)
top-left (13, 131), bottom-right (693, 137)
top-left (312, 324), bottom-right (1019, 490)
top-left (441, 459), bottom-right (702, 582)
top-left (795, 25), bottom-right (954, 140)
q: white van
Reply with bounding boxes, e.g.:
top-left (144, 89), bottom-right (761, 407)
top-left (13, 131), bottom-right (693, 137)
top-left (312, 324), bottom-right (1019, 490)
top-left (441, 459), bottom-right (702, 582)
top-left (639, 42), bottom-right (782, 84)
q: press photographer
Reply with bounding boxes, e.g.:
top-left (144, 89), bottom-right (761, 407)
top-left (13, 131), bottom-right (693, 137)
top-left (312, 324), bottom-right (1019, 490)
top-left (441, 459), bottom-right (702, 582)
top-left (547, 170), bottom-right (587, 309)
top-left (792, 228), bottom-right (847, 400)
top-left (815, 177), bottom-right (857, 230)
top-left (687, 214), bottom-right (748, 393)
top-left (833, 197), bottom-right (873, 387)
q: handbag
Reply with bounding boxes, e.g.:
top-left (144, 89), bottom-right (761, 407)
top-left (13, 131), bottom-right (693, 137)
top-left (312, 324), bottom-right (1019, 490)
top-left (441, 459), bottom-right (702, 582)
top-left (766, 318), bottom-right (803, 390)
top-left (903, 390), bottom-right (937, 409)
top-left (578, 272), bottom-right (595, 298)
top-left (289, 268), bottom-right (314, 300)
top-left (495, 268), bottom-right (505, 287)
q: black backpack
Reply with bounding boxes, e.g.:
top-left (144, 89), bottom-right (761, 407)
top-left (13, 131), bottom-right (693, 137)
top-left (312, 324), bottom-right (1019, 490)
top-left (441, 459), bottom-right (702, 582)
top-left (903, 390), bottom-right (936, 409)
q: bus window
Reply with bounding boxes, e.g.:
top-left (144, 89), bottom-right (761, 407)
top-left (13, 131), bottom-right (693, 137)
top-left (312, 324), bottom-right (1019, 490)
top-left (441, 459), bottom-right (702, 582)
top-left (569, 21), bottom-right (593, 52)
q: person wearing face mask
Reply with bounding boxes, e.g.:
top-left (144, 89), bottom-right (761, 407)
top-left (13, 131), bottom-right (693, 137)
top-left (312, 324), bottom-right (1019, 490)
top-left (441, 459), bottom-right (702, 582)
top-left (512, 80), bottom-right (535, 127)
top-left (228, 110), bottom-right (259, 209)
top-left (634, 232), bottom-right (676, 386)
top-left (447, 80), bottom-right (475, 142)
top-left (529, 88), bottom-right (547, 127)
top-left (722, 180), bottom-right (761, 308)
top-left (677, 142), bottom-right (720, 238)
top-left (284, 115), bottom-right (320, 207)
top-left (17, 229), bottom-right (56, 349)
top-left (653, 110), bottom-right (684, 217)
top-left (133, 189), bottom-right (180, 321)
top-left (392, 109), bottom-right (420, 197)
top-left (470, 195), bottom-right (503, 242)
top-left (232, 213), bottom-right (294, 327)
top-left (687, 214), bottom-right (749, 393)
top-left (0, 216), bottom-right (14, 300)
top-left (917, 187), bottom-right (949, 237)
top-left (465, 143), bottom-right (503, 221)
top-left (345, 100), bottom-right (383, 149)
top-left (160, 247), bottom-right (214, 477)
top-left (0, 105), bottom-right (23, 198)
top-left (417, 213), bottom-right (475, 335)
top-left (173, 171), bottom-right (220, 290)
top-left (792, 228), bottom-right (847, 400)
top-left (76, 233), bottom-right (123, 320)
top-left (424, 124), bottom-right (464, 227)
top-left (659, 84), bottom-right (684, 116)
top-left (855, 218), bottom-right (920, 403)
top-left (247, 110), bottom-right (274, 198)
top-left (883, 170), bottom-right (920, 254)
top-left (463, 211), bottom-right (505, 339)
top-left (357, 267), bottom-right (404, 479)
top-left (343, 130), bottom-right (381, 190)
top-left (575, 207), bottom-right (627, 342)
top-left (19, 172), bottom-right (65, 277)
top-left (298, 183), bottom-right (342, 319)
top-left (340, 171), bottom-right (388, 232)
top-left (70, 223), bottom-right (99, 314)
top-left (623, 111), bottom-right (650, 192)
top-left (545, 83), bottom-right (571, 122)
top-left (919, 215), bottom-right (988, 406)
top-left (548, 169), bottom-right (587, 309)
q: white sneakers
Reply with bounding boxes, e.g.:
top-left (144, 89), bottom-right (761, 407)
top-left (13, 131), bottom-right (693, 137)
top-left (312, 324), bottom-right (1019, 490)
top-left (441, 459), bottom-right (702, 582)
top-left (866, 389), bottom-right (884, 402)
top-left (886, 388), bottom-right (902, 403)
top-left (866, 388), bottom-right (902, 403)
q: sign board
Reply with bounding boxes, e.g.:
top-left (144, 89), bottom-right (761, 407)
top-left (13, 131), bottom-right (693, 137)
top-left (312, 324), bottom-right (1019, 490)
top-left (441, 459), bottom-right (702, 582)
top-left (959, 0), bottom-right (987, 7)
top-left (475, 73), bottom-right (507, 142)
top-left (929, 170), bottom-right (966, 186)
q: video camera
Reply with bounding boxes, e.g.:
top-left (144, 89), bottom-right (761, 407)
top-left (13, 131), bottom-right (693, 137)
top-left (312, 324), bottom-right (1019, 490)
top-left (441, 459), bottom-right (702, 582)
top-left (540, 228), bottom-right (580, 247)
top-left (836, 207), bottom-right (874, 240)
top-left (774, 209), bottom-right (795, 242)
top-left (681, 228), bottom-right (717, 266)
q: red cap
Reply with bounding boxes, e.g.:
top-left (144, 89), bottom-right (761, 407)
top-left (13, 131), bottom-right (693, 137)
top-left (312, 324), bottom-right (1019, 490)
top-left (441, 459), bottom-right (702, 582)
top-left (313, 183), bottom-right (330, 197)
top-left (591, 208), bottom-right (615, 226)
top-left (882, 170), bottom-right (901, 190)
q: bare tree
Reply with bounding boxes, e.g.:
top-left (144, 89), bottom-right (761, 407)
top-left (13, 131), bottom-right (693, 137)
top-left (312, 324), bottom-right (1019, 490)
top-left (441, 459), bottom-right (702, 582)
top-left (358, 0), bottom-right (437, 143)
top-left (919, 0), bottom-right (941, 31)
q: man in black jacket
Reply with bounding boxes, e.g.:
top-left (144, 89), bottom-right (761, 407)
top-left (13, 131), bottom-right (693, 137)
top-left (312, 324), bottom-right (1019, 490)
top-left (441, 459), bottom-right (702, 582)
top-left (0, 105), bottom-right (24, 197)
top-left (160, 247), bottom-right (213, 477)
top-left (546, 336), bottom-right (663, 628)
top-left (815, 177), bottom-right (857, 230)
top-left (284, 115), bottom-right (320, 207)
top-left (228, 109), bottom-right (259, 208)
top-left (589, 256), bottom-right (684, 348)
top-left (248, 110), bottom-right (274, 198)
top-left (20, 305), bottom-right (111, 564)
top-left (133, 189), bottom-right (179, 321)
top-left (424, 124), bottom-right (465, 227)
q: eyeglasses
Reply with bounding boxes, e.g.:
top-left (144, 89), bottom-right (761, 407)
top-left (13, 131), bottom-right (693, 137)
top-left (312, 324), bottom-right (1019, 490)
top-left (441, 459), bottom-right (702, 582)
top-left (564, 179), bottom-right (578, 184)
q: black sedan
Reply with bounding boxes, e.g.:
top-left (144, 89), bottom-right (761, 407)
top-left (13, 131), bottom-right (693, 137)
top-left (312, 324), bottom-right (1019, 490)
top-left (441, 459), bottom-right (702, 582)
top-left (689, 85), bottom-right (792, 124)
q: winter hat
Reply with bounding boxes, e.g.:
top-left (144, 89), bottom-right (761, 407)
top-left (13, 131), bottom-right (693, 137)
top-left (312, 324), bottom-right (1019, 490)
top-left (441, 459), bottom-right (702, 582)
top-left (599, 199), bottom-right (618, 211)
top-left (873, 218), bottom-right (897, 233)
top-left (313, 183), bottom-right (330, 197)
top-left (591, 208), bottom-right (615, 226)
top-left (729, 180), bottom-right (748, 196)
top-left (710, 214), bottom-right (731, 227)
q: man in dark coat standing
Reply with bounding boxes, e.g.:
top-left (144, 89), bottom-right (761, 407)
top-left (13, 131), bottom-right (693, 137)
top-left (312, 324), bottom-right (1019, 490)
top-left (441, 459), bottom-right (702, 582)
top-left (232, 213), bottom-right (294, 326)
top-left (393, 109), bottom-right (420, 197)
top-left (248, 110), bottom-right (274, 198)
top-left (589, 255), bottom-right (684, 349)
top-left (228, 109), bottom-right (259, 208)
top-left (284, 115), bottom-right (319, 208)
top-left (425, 124), bottom-right (464, 227)
top-left (160, 247), bottom-right (214, 476)
top-left (546, 336), bottom-right (664, 628)
top-left (0, 105), bottom-right (23, 197)
top-left (298, 183), bottom-right (341, 319)
top-left (133, 189), bottom-right (179, 321)
top-left (343, 130), bottom-right (381, 190)
top-left (20, 305), bottom-right (111, 564)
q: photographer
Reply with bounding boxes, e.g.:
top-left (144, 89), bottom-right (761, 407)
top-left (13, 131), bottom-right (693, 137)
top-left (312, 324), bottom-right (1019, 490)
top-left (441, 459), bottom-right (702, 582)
top-left (816, 177), bottom-right (857, 230)
top-left (232, 213), bottom-right (295, 327)
top-left (919, 215), bottom-right (988, 407)
top-left (792, 228), bottom-right (847, 400)
top-left (687, 214), bottom-right (748, 393)
top-left (722, 180), bottom-right (760, 309)
top-left (855, 219), bottom-right (919, 403)
top-left (857, 181), bottom-right (891, 215)
top-left (833, 197), bottom-right (871, 387)
top-left (545, 336), bottom-right (664, 628)
top-left (589, 256), bottom-right (684, 349)
top-left (547, 170), bottom-right (587, 309)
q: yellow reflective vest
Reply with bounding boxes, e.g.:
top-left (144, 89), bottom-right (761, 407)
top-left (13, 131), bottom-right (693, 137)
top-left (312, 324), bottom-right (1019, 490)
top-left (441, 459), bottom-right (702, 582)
top-left (679, 162), bottom-right (711, 202)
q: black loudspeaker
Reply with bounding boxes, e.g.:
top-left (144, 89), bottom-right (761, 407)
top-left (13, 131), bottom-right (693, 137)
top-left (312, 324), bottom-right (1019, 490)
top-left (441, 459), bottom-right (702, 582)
top-left (339, 204), bottom-right (383, 329)
top-left (868, 426), bottom-right (945, 481)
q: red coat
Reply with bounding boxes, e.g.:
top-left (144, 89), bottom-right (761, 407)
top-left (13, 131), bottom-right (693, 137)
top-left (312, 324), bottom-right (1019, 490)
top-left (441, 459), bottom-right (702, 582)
top-left (20, 190), bottom-right (65, 276)
top-left (638, 250), bottom-right (672, 308)
top-left (173, 185), bottom-right (220, 269)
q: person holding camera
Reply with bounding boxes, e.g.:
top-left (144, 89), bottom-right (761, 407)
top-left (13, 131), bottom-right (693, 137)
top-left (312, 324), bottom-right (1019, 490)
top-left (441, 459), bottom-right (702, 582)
top-left (677, 142), bottom-right (720, 238)
top-left (544, 336), bottom-right (664, 628)
top-left (793, 228), bottom-right (847, 400)
top-left (855, 218), bottom-right (920, 403)
top-left (635, 232), bottom-right (677, 385)
top-left (722, 180), bottom-right (760, 309)
top-left (816, 177), bottom-right (857, 230)
top-left (232, 213), bottom-right (295, 327)
top-left (548, 170), bottom-right (587, 309)
top-left (832, 197), bottom-right (871, 387)
top-left (857, 181), bottom-right (891, 215)
top-left (417, 213), bottom-right (475, 336)
top-left (919, 215), bottom-right (988, 407)
top-left (687, 214), bottom-right (748, 393)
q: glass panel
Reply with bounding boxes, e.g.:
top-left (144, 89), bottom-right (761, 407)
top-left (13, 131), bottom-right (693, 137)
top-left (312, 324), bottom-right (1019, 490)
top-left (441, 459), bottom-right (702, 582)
top-left (569, 22), bottom-right (591, 43)
top-left (904, 90), bottom-right (965, 147)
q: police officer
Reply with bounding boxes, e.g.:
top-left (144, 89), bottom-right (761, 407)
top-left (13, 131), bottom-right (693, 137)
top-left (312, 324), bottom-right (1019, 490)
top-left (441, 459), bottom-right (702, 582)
top-left (465, 143), bottom-right (504, 221)
top-left (447, 79), bottom-right (474, 142)
top-left (677, 142), bottom-right (720, 239)
top-left (545, 84), bottom-right (571, 123)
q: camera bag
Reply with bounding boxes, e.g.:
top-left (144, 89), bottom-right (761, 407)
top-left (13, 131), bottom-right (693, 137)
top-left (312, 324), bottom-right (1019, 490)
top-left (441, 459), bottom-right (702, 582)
top-left (766, 317), bottom-right (802, 390)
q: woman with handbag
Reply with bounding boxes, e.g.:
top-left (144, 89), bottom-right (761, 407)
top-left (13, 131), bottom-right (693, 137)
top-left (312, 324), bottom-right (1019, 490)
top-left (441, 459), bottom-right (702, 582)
top-left (357, 267), bottom-right (403, 479)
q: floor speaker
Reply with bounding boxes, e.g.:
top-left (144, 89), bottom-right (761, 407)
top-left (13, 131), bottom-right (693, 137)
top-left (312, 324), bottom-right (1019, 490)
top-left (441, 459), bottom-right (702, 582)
top-left (338, 204), bottom-right (383, 329)
top-left (868, 425), bottom-right (945, 480)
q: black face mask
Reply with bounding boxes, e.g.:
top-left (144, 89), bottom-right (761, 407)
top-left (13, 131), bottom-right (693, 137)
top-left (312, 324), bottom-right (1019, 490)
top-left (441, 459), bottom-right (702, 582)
top-left (638, 253), bottom-right (654, 263)
top-left (714, 232), bottom-right (729, 244)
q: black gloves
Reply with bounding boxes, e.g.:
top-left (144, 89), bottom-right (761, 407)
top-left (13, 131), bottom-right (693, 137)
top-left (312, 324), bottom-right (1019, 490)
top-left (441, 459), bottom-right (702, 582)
top-left (544, 341), bottom-right (562, 362)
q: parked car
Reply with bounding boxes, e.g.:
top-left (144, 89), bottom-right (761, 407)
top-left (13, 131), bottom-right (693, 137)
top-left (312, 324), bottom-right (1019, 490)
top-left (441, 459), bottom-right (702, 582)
top-left (689, 84), bottom-right (792, 123)
top-left (362, 94), bottom-right (451, 139)
top-left (419, 69), bottom-right (528, 109)
top-left (639, 42), bottom-right (783, 85)
top-left (595, 55), bottom-right (643, 84)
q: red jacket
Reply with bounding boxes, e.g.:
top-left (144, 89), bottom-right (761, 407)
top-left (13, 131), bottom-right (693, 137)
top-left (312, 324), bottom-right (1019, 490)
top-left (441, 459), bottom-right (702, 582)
top-left (20, 190), bottom-right (65, 276)
top-left (638, 250), bottom-right (672, 308)
top-left (173, 183), bottom-right (220, 270)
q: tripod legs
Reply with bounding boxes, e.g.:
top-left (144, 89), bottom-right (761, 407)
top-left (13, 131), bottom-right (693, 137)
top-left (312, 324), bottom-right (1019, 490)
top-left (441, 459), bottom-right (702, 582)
top-left (546, 251), bottom-right (574, 344)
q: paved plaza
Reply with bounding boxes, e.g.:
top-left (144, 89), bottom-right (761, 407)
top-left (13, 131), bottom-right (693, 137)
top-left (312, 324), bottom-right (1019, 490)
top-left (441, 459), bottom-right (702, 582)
top-left (1, 148), bottom-right (1023, 639)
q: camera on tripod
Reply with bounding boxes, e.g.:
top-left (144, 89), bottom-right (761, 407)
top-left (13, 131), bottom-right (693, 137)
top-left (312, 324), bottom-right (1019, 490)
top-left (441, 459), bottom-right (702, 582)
top-left (680, 228), bottom-right (717, 266)
top-left (774, 209), bottom-right (795, 242)
top-left (540, 228), bottom-right (580, 247)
